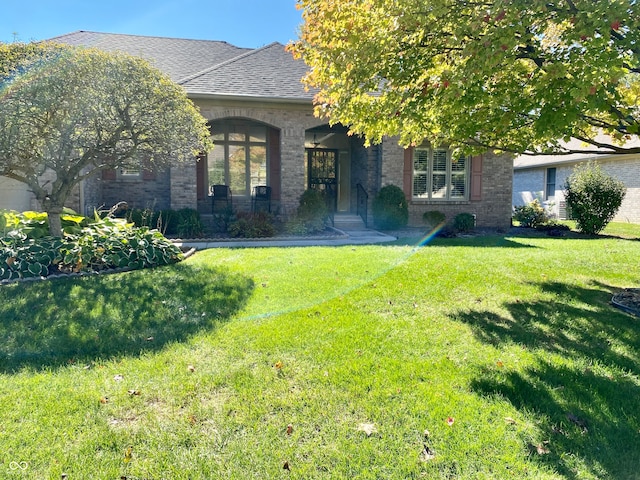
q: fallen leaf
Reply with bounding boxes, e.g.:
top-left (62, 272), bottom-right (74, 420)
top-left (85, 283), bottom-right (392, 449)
top-left (274, 361), bottom-right (283, 370)
top-left (528, 442), bottom-right (550, 455)
top-left (446, 417), bottom-right (455, 426)
top-left (357, 423), bottom-right (378, 436)
top-left (99, 396), bottom-right (109, 404)
top-left (286, 424), bottom-right (293, 435)
top-left (419, 444), bottom-right (436, 462)
top-left (123, 445), bottom-right (133, 463)
top-left (504, 417), bottom-right (517, 425)
top-left (283, 461), bottom-right (290, 471)
top-left (187, 364), bottom-right (196, 372)
top-left (127, 389), bottom-right (141, 396)
top-left (567, 412), bottom-right (588, 432)
top-left (496, 361), bottom-right (504, 368)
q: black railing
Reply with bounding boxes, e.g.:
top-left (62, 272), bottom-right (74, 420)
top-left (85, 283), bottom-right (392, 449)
top-left (356, 183), bottom-right (368, 228)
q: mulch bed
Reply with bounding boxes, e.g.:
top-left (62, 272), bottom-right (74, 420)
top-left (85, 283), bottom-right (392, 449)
top-left (612, 289), bottom-right (640, 317)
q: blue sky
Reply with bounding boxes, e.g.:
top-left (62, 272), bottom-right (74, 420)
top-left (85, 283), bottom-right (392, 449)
top-left (1, 0), bottom-right (303, 48)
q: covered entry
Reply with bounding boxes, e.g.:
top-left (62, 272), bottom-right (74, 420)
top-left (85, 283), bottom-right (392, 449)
top-left (305, 124), bottom-right (354, 214)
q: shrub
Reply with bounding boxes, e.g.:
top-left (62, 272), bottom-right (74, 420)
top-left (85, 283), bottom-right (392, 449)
top-left (175, 208), bottom-right (204, 238)
top-left (423, 210), bottom-right (446, 230)
top-left (288, 189), bottom-right (329, 234)
top-left (564, 161), bottom-right (626, 234)
top-left (0, 215), bottom-right (183, 281)
top-left (453, 212), bottom-right (475, 233)
top-left (513, 199), bottom-right (549, 228)
top-left (228, 212), bottom-right (277, 238)
top-left (372, 185), bottom-right (408, 230)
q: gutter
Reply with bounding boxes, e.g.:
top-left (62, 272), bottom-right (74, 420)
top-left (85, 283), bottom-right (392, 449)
top-left (187, 92), bottom-right (314, 105)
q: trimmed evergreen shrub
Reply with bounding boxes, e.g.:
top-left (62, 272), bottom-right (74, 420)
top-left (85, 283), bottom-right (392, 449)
top-left (288, 189), bottom-right (329, 234)
top-left (372, 185), bottom-right (408, 230)
top-left (453, 212), bottom-right (475, 233)
top-left (564, 162), bottom-right (626, 234)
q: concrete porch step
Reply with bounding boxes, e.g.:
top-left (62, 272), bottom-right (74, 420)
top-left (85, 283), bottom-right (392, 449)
top-left (333, 213), bottom-right (367, 231)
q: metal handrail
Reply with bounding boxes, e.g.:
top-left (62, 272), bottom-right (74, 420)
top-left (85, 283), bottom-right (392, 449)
top-left (356, 183), bottom-right (368, 227)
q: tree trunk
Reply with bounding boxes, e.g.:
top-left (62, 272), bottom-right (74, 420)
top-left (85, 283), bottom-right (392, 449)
top-left (46, 206), bottom-right (64, 237)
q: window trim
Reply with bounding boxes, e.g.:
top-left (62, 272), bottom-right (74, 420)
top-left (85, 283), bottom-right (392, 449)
top-left (116, 166), bottom-right (142, 181)
top-left (412, 146), bottom-right (470, 201)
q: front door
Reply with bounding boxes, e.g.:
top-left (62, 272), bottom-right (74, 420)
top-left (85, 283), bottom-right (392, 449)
top-left (307, 148), bottom-right (338, 213)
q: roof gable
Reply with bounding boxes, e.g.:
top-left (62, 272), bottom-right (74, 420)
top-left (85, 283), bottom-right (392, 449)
top-left (181, 42), bottom-right (313, 100)
top-left (50, 31), bottom-right (313, 102)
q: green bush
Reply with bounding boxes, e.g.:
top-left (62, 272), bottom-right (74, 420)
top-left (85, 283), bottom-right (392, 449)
top-left (564, 162), bottom-right (626, 234)
top-left (228, 212), bottom-right (276, 238)
top-left (175, 208), bottom-right (204, 238)
top-left (288, 189), bottom-right (329, 234)
top-left (1, 214), bottom-right (183, 281)
top-left (453, 212), bottom-right (476, 233)
top-left (372, 185), bottom-right (408, 230)
top-left (423, 210), bottom-right (446, 230)
top-left (1, 209), bottom-right (88, 239)
top-left (513, 199), bottom-right (549, 228)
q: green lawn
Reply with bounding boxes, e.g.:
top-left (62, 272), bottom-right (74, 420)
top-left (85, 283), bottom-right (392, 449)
top-left (1, 228), bottom-right (640, 478)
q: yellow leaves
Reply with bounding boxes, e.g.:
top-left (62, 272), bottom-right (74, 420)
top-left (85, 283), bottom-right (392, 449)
top-left (123, 445), bottom-right (133, 463)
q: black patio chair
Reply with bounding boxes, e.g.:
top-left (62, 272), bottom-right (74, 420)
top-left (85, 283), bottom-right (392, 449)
top-left (210, 184), bottom-right (232, 213)
top-left (251, 185), bottom-right (272, 213)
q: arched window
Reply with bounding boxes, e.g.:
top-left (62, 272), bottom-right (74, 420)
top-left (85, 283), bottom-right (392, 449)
top-left (208, 120), bottom-right (268, 196)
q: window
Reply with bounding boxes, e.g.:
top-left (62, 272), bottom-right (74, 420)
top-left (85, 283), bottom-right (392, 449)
top-left (208, 121), bottom-right (268, 196)
top-left (545, 167), bottom-right (556, 200)
top-left (413, 147), bottom-right (469, 200)
top-left (117, 167), bottom-right (141, 180)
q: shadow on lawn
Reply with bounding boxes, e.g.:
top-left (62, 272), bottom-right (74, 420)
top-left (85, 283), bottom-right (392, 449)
top-left (0, 261), bottom-right (254, 373)
top-left (455, 281), bottom-right (640, 479)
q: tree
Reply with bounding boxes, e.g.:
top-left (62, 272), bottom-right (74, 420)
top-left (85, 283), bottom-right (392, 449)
top-left (564, 161), bottom-right (626, 234)
top-left (0, 43), bottom-right (212, 236)
top-left (290, 0), bottom-right (640, 156)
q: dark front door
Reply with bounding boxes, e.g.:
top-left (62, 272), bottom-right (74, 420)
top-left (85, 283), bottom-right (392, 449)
top-left (307, 148), bottom-right (338, 212)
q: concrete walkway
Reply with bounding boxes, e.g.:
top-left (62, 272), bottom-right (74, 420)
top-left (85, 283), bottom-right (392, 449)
top-left (175, 228), bottom-right (398, 249)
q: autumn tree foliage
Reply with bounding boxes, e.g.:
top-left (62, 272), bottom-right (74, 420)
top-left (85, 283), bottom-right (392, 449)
top-left (290, 0), bottom-right (640, 155)
top-left (0, 43), bottom-right (212, 236)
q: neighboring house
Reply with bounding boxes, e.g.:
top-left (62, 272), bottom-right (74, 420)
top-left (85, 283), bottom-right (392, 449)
top-left (513, 136), bottom-right (640, 223)
top-left (2, 31), bottom-right (514, 230)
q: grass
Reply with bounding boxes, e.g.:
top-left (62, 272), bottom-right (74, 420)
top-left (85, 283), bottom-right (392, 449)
top-left (1, 226), bottom-right (640, 478)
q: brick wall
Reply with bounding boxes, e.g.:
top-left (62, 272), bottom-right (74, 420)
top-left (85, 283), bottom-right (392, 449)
top-left (197, 99), bottom-right (328, 214)
top-left (101, 170), bottom-right (172, 211)
top-left (379, 141), bottom-right (514, 230)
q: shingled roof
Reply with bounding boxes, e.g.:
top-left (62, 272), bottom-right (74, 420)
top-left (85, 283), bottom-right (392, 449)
top-left (50, 31), bottom-right (314, 102)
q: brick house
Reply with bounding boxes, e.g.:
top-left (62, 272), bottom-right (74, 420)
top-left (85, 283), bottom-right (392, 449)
top-left (2, 31), bottom-right (513, 230)
top-left (513, 137), bottom-right (640, 223)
